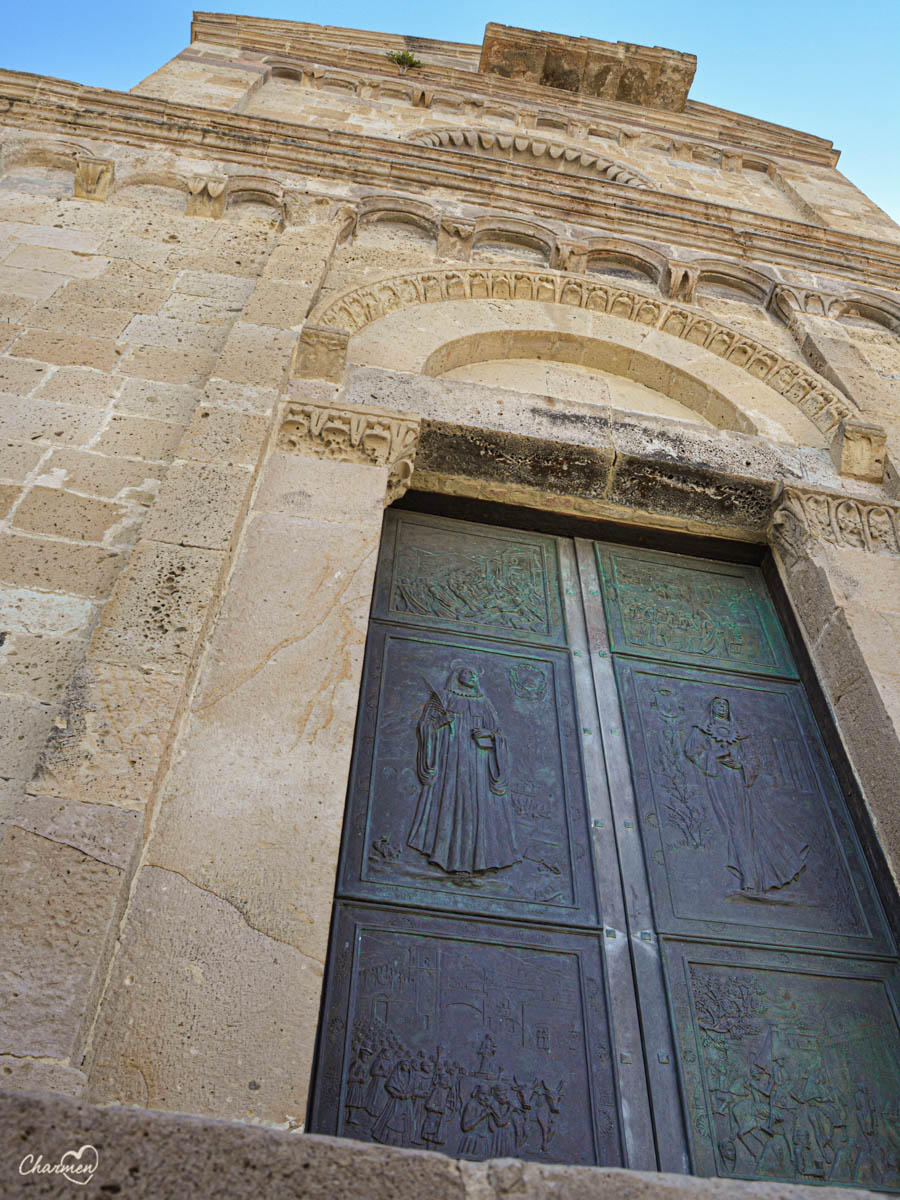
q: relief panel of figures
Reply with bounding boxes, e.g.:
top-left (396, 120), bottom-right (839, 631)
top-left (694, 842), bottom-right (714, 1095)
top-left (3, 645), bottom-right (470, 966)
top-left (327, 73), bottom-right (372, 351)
top-left (596, 545), bottom-right (795, 677)
top-left (614, 660), bottom-right (892, 954)
top-left (338, 625), bottom-right (598, 926)
top-left (664, 944), bottom-right (900, 1191)
top-left (374, 512), bottom-right (567, 647)
top-left (310, 905), bottom-right (621, 1168)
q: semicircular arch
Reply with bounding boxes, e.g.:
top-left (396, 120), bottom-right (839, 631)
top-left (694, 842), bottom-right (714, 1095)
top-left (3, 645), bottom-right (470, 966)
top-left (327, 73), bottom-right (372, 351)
top-left (310, 266), bottom-right (854, 438)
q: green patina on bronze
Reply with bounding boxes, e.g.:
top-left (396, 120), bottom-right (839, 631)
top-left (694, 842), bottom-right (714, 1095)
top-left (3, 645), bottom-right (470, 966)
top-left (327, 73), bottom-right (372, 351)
top-left (309, 512), bottom-right (900, 1190)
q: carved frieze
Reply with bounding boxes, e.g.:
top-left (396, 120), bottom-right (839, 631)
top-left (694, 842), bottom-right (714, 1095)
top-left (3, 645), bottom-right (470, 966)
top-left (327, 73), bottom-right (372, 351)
top-left (278, 399), bottom-right (420, 502)
top-left (311, 267), bottom-right (855, 434)
top-left (772, 487), bottom-right (900, 558)
top-left (73, 156), bottom-right (114, 201)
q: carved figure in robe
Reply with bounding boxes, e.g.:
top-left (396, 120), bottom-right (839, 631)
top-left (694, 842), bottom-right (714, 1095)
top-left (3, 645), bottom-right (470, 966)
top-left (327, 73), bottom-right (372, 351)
top-left (421, 1069), bottom-right (456, 1146)
top-left (408, 664), bottom-right (520, 875)
top-left (684, 696), bottom-right (808, 897)
top-left (371, 1058), bottom-right (415, 1146)
top-left (488, 1083), bottom-right (518, 1157)
top-left (365, 1044), bottom-right (392, 1116)
top-left (345, 1046), bottom-right (372, 1126)
top-left (459, 1085), bottom-right (493, 1157)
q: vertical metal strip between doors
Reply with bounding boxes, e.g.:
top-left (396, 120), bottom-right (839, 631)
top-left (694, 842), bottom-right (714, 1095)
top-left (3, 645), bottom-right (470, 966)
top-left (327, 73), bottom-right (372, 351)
top-left (572, 537), bottom-right (690, 1174)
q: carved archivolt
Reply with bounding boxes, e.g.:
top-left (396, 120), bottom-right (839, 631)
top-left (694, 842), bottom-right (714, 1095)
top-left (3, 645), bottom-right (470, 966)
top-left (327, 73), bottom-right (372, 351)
top-left (278, 399), bottom-right (420, 502)
top-left (310, 267), bottom-right (855, 435)
top-left (772, 487), bottom-right (900, 558)
top-left (405, 128), bottom-right (655, 189)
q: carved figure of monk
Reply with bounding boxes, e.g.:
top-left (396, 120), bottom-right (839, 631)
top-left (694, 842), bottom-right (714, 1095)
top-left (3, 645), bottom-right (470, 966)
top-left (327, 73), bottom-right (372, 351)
top-left (684, 696), bottom-right (808, 897)
top-left (408, 664), bottom-right (520, 875)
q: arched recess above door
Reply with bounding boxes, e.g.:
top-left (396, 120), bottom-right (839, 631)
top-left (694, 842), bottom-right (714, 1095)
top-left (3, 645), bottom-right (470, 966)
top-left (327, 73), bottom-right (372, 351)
top-left (306, 267), bottom-right (854, 444)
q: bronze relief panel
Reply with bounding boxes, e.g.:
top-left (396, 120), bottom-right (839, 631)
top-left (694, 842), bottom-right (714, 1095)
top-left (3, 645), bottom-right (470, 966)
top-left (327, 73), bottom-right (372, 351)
top-left (664, 941), bottom-right (900, 1191)
top-left (596, 545), bottom-right (795, 677)
top-left (614, 660), bottom-right (891, 954)
top-left (338, 625), bottom-right (598, 926)
top-left (375, 511), bottom-right (567, 647)
top-left (309, 903), bottom-right (622, 1168)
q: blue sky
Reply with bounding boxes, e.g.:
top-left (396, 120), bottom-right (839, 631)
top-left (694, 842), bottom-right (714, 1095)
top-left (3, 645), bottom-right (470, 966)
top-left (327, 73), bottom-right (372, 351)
top-left (4, 1), bottom-right (899, 224)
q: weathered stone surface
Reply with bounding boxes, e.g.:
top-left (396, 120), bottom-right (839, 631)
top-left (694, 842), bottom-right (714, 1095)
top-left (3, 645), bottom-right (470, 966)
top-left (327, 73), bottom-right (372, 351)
top-left (140, 460), bottom-right (253, 550)
top-left (92, 414), bottom-right (186, 462)
top-left (0, 632), bottom-right (86, 703)
top-left (0, 828), bottom-right (127, 1059)
top-left (89, 541), bottom-right (223, 672)
top-left (0, 1089), bottom-right (884, 1200)
top-left (179, 406), bottom-right (267, 466)
top-left (254, 452), bottom-right (386, 523)
top-left (86, 866), bottom-right (325, 1124)
top-left (0, 694), bottom-right (57, 779)
top-left (145, 511), bottom-right (381, 959)
top-left (0, 533), bottom-right (124, 598)
top-left (11, 486), bottom-right (130, 544)
top-left (0, 1060), bottom-right (86, 1098)
top-left (30, 659), bottom-right (183, 810)
top-left (9, 794), bottom-right (142, 871)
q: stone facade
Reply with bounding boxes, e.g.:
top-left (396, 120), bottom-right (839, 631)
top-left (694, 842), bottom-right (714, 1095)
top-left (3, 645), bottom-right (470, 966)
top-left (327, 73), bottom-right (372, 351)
top-left (0, 12), bottom-right (899, 1197)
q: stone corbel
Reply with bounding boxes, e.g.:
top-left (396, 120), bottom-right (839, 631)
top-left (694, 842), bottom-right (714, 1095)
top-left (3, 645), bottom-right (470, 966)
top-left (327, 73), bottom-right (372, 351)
top-left (278, 399), bottom-right (420, 503)
top-left (187, 176), bottom-right (227, 218)
top-left (721, 152), bottom-right (743, 172)
top-left (771, 486), bottom-right (900, 559)
top-left (830, 418), bottom-right (888, 484)
top-left (301, 67), bottom-right (323, 89)
top-left (665, 261), bottom-right (699, 304)
top-left (74, 156), bottom-right (114, 201)
top-left (293, 324), bottom-right (351, 383)
top-left (437, 217), bottom-right (474, 261)
top-left (555, 242), bottom-right (588, 274)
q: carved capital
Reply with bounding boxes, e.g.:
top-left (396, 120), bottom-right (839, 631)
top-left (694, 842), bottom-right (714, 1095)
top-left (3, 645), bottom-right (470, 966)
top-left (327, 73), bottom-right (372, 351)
top-left (278, 400), bottom-right (420, 502)
top-left (74, 156), bottom-right (114, 201)
top-left (293, 324), bottom-right (351, 383)
top-left (830, 418), bottom-right (888, 484)
top-left (772, 487), bottom-right (900, 558)
top-left (186, 176), bottom-right (227, 218)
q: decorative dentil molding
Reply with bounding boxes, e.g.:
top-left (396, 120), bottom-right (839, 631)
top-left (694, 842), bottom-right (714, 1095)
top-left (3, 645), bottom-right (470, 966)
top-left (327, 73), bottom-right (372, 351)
top-left (278, 399), bottom-right (420, 503)
top-left (310, 266), bottom-right (855, 434)
top-left (405, 128), bottom-right (655, 189)
top-left (772, 487), bottom-right (900, 558)
top-left (73, 156), bottom-right (114, 201)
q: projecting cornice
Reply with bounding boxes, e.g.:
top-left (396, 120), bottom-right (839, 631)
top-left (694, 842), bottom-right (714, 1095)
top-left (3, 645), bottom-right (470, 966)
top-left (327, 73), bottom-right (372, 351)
top-left (1, 69), bottom-right (898, 289)
top-left (190, 12), bottom-right (839, 167)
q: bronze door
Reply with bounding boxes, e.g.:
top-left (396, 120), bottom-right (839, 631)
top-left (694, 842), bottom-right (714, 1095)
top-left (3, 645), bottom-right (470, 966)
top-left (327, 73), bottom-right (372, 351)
top-left (308, 510), bottom-right (900, 1189)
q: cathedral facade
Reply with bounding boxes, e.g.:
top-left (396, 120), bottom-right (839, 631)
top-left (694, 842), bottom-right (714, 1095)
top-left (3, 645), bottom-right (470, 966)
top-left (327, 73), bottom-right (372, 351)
top-left (1, 13), bottom-right (899, 1197)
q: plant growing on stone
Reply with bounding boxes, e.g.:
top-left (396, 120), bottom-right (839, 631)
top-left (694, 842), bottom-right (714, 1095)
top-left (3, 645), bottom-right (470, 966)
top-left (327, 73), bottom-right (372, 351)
top-left (386, 49), bottom-right (422, 72)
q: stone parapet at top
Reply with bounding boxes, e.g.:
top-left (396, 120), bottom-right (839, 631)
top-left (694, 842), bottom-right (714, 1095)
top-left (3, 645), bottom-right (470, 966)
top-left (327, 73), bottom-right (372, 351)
top-left (478, 23), bottom-right (696, 112)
